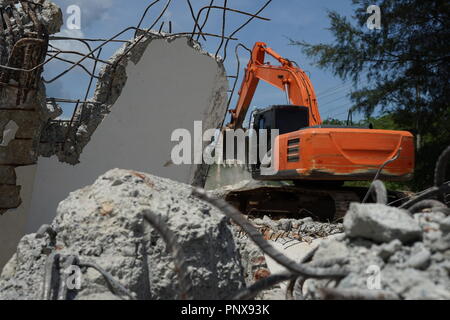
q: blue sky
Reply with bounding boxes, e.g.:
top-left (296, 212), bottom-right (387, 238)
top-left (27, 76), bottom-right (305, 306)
top-left (46, 0), bottom-right (367, 122)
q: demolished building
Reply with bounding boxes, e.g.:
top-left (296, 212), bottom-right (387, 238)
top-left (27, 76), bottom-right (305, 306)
top-left (1, 0), bottom-right (448, 301)
top-left (0, 0), bottom-right (237, 269)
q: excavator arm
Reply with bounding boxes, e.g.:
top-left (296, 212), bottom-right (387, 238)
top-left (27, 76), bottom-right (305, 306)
top-left (228, 42), bottom-right (322, 129)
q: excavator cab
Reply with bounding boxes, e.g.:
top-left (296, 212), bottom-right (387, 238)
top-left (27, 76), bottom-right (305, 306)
top-left (253, 105), bottom-right (310, 135)
top-left (251, 105), bottom-right (309, 177)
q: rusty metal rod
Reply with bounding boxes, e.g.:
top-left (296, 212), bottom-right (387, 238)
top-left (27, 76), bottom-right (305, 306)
top-left (47, 49), bottom-right (111, 65)
top-left (43, 27), bottom-right (238, 84)
top-left (196, 0), bottom-right (214, 41)
top-left (191, 5), bottom-right (270, 39)
top-left (50, 36), bottom-right (131, 43)
top-left (135, 0), bottom-right (161, 37)
top-left (46, 54), bottom-right (100, 79)
top-left (186, 0), bottom-right (207, 41)
top-left (215, 0), bottom-right (228, 59)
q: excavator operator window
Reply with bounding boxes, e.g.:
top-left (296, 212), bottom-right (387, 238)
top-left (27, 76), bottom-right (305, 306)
top-left (274, 105), bottom-right (310, 134)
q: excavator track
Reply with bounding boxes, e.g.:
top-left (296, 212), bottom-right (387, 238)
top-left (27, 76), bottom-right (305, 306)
top-left (224, 184), bottom-right (405, 222)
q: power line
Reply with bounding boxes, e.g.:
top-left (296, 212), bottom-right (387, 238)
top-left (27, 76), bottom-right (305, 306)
top-left (316, 82), bottom-right (350, 96)
top-left (317, 83), bottom-right (353, 99)
top-left (319, 94), bottom-right (349, 107)
top-left (322, 103), bottom-right (352, 118)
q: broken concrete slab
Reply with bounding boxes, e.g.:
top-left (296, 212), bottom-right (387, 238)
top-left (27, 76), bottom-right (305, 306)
top-left (344, 203), bottom-right (422, 244)
top-left (27, 34), bottom-right (228, 234)
top-left (40, 32), bottom-right (228, 169)
top-left (0, 169), bottom-right (245, 300)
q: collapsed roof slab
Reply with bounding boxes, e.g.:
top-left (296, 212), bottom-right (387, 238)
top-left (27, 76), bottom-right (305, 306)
top-left (27, 34), bottom-right (229, 232)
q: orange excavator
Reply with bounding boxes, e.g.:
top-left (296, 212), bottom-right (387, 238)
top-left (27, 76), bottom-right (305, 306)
top-left (222, 42), bottom-right (415, 220)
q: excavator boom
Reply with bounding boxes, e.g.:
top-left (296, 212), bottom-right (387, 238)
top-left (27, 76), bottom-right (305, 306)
top-left (229, 42), bottom-right (321, 129)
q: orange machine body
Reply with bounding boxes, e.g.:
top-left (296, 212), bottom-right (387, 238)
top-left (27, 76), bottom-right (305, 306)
top-left (270, 128), bottom-right (415, 181)
top-left (228, 42), bottom-right (415, 182)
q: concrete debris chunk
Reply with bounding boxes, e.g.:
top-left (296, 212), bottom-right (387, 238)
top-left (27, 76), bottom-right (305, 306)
top-left (0, 169), bottom-right (245, 300)
top-left (378, 239), bottom-right (402, 261)
top-left (439, 216), bottom-right (450, 233)
top-left (344, 203), bottom-right (422, 244)
top-left (0, 120), bottom-right (19, 147)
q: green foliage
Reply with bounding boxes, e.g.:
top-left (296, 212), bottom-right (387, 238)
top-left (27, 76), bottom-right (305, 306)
top-left (292, 0), bottom-right (450, 190)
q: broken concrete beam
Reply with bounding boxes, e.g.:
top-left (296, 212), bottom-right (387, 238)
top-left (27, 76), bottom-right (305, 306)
top-left (0, 169), bottom-right (245, 300)
top-left (344, 203), bottom-right (422, 244)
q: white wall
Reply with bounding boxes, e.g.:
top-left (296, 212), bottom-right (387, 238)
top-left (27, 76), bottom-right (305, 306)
top-left (25, 37), bottom-right (228, 233)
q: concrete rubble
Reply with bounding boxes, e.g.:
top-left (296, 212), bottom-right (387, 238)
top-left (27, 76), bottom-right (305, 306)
top-left (0, 168), bottom-right (449, 300)
top-left (0, 169), bottom-right (245, 300)
top-left (0, 0), bottom-right (448, 302)
top-left (258, 204), bottom-right (450, 300)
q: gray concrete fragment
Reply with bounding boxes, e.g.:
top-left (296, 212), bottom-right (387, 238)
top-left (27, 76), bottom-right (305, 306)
top-left (377, 239), bottom-right (402, 261)
top-left (439, 217), bottom-right (450, 233)
top-left (0, 169), bottom-right (245, 300)
top-left (404, 247), bottom-right (431, 270)
top-left (382, 266), bottom-right (450, 300)
top-left (314, 239), bottom-right (349, 261)
top-left (344, 203), bottom-right (422, 244)
top-left (0, 120), bottom-right (19, 147)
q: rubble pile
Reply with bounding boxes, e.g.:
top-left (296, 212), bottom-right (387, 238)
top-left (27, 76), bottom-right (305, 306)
top-left (0, 169), bottom-right (245, 300)
top-left (0, 168), bottom-right (449, 300)
top-left (232, 217), bottom-right (343, 288)
top-left (235, 216), bottom-right (343, 242)
top-left (293, 203), bottom-right (450, 300)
